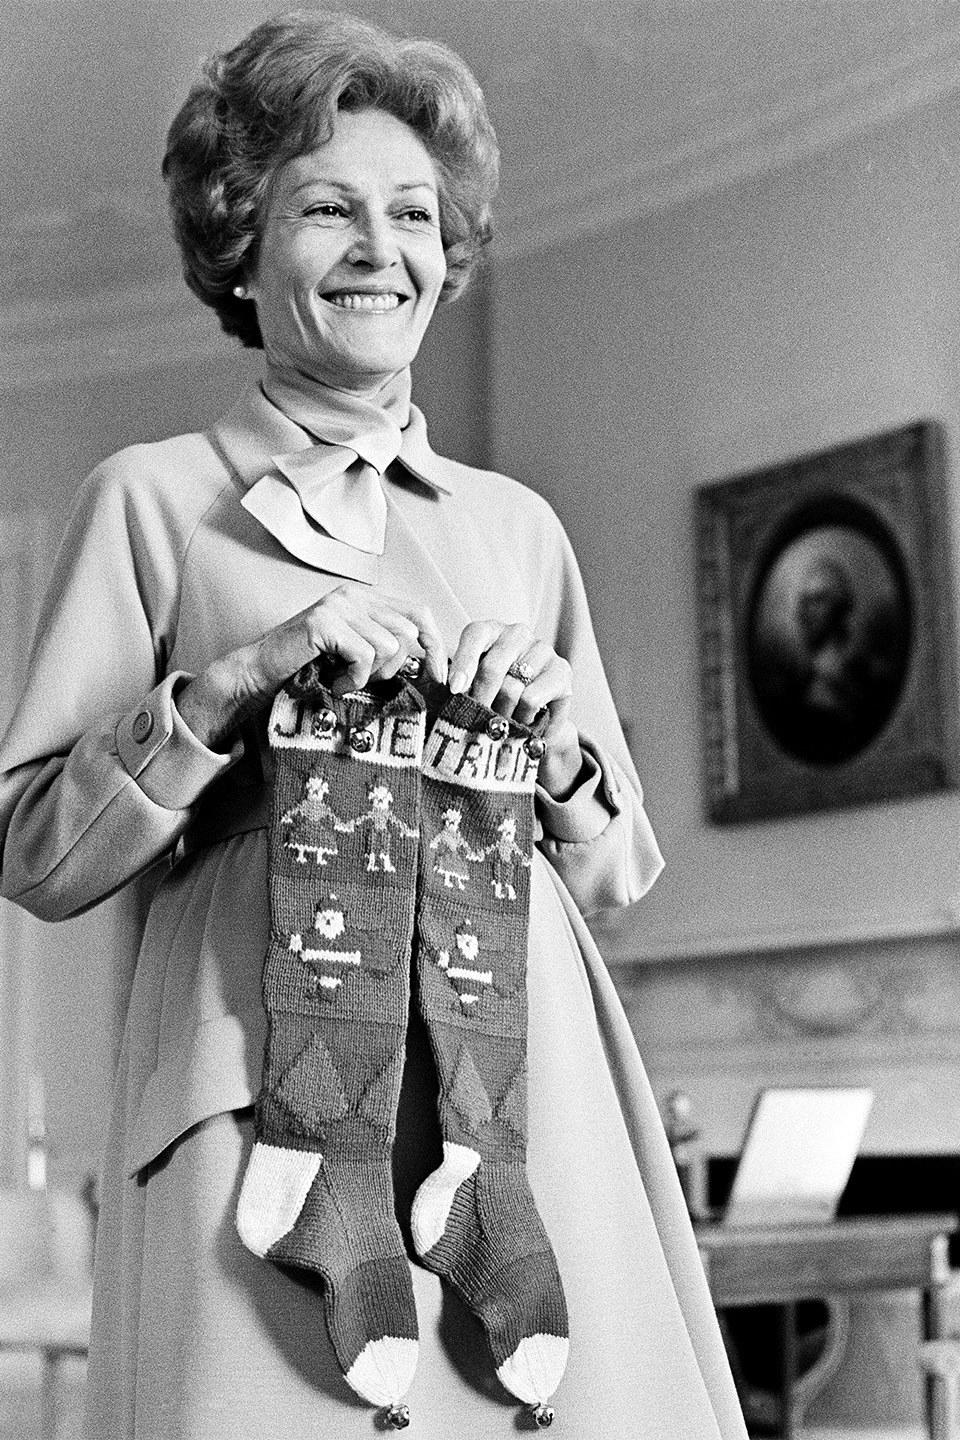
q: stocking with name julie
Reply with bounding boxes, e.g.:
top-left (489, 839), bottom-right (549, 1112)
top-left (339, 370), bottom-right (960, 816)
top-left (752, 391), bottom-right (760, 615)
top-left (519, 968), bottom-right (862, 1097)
top-left (236, 660), bottom-right (425, 1425)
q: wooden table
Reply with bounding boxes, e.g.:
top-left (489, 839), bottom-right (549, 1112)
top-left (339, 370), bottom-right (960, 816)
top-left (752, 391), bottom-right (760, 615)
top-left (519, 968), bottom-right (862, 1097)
top-left (696, 1212), bottom-right (958, 1439)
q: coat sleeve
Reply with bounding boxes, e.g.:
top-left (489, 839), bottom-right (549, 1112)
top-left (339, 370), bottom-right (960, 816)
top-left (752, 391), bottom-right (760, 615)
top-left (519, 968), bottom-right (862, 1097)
top-left (531, 508), bottom-right (664, 918)
top-left (0, 457), bottom-right (241, 922)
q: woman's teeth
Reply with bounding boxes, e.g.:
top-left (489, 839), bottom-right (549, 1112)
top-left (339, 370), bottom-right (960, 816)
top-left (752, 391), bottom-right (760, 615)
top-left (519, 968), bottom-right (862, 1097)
top-left (326, 292), bottom-right (402, 311)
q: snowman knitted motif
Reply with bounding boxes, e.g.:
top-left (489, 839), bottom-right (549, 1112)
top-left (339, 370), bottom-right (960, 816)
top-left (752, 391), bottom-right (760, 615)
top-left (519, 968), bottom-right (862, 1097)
top-left (237, 661), bottom-right (568, 1429)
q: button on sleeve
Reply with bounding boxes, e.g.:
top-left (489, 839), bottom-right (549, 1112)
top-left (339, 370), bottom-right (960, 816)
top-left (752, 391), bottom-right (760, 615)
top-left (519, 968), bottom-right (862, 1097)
top-left (116, 672), bottom-right (243, 809)
top-left (131, 710), bottom-right (154, 744)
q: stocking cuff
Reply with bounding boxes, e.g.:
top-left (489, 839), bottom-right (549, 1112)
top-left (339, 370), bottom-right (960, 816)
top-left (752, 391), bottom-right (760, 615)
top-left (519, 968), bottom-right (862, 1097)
top-left (270, 665), bottom-right (426, 770)
top-left (423, 693), bottom-right (544, 795)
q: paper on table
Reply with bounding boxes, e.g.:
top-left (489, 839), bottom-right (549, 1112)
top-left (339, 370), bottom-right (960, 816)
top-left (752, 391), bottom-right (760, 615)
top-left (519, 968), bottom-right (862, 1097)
top-left (722, 1086), bottom-right (874, 1228)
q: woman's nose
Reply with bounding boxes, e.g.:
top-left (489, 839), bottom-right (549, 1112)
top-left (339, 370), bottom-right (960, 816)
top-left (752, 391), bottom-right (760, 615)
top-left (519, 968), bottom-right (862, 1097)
top-left (347, 215), bottom-right (400, 269)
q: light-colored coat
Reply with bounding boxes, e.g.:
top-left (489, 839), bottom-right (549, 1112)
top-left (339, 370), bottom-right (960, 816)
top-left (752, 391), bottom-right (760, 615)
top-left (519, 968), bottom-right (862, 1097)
top-left (0, 383), bottom-right (746, 1438)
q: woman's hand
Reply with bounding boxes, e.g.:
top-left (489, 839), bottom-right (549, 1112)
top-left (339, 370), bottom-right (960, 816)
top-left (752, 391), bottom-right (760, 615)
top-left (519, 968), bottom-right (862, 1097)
top-left (448, 621), bottom-right (583, 799)
top-left (176, 583), bottom-right (447, 750)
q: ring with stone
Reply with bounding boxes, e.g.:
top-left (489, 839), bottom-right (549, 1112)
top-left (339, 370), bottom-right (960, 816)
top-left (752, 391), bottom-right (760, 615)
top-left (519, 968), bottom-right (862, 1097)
top-left (506, 659), bottom-right (536, 686)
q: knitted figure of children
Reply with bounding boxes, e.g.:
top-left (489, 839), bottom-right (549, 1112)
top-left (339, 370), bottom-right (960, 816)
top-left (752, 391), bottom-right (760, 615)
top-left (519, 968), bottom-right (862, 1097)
top-left (428, 805), bottom-right (473, 890)
top-left (280, 773), bottom-right (347, 866)
top-left (475, 809), bottom-right (530, 901)
top-left (347, 781), bottom-right (418, 873)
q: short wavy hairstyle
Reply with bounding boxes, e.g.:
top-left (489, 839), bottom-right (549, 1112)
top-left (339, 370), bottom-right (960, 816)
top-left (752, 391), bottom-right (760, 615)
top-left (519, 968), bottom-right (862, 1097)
top-left (162, 9), bottom-right (500, 347)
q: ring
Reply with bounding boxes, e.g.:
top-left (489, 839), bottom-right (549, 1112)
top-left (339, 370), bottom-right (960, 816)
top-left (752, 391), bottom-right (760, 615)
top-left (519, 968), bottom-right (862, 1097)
top-left (507, 659), bottom-right (536, 685)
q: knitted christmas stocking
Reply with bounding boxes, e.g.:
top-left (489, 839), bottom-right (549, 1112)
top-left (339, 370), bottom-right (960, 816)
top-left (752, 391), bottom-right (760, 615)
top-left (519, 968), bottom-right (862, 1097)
top-left (411, 693), bottom-right (569, 1424)
top-left (236, 660), bottom-right (425, 1423)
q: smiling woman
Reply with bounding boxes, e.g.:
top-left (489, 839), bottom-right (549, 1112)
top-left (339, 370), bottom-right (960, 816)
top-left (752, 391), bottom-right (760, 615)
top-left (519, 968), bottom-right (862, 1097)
top-left (245, 111), bottom-right (448, 392)
top-left (0, 9), bottom-right (746, 1440)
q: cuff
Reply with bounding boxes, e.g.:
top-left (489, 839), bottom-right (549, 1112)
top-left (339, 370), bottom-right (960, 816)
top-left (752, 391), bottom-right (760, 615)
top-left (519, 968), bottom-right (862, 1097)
top-left (535, 741), bottom-right (621, 843)
top-left (115, 672), bottom-right (244, 810)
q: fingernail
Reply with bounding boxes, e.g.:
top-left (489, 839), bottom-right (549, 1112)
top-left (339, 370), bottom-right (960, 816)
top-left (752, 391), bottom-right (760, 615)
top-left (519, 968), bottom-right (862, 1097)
top-left (448, 669), bottom-right (467, 694)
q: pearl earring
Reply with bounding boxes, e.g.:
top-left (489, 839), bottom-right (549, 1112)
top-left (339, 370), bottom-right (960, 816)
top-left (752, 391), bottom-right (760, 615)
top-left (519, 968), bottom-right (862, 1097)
top-left (232, 284), bottom-right (247, 300)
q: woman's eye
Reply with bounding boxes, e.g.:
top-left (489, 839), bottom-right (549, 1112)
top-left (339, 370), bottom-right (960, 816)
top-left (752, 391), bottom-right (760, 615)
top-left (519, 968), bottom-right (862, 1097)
top-left (305, 203), bottom-right (347, 218)
top-left (400, 208), bottom-right (435, 225)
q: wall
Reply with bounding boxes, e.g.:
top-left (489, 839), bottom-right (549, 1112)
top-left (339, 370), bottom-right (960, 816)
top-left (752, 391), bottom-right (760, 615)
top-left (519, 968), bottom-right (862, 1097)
top-left (488, 89), bottom-right (960, 1160)
top-left (490, 88), bottom-right (960, 957)
top-left (484, 87), bottom-right (960, 1426)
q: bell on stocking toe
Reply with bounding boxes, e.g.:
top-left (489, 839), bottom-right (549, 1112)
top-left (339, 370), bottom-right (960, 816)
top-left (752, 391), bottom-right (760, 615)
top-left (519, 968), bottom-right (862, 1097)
top-left (531, 1402), bottom-right (554, 1427)
top-left (384, 1402), bottom-right (410, 1429)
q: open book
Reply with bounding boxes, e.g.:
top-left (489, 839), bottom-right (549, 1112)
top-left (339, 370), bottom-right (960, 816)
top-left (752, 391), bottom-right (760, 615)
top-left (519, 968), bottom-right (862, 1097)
top-left (722, 1087), bottom-right (874, 1228)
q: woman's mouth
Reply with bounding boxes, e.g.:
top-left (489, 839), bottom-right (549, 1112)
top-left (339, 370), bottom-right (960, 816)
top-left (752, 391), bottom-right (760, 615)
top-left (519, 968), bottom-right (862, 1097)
top-left (324, 292), bottom-right (405, 312)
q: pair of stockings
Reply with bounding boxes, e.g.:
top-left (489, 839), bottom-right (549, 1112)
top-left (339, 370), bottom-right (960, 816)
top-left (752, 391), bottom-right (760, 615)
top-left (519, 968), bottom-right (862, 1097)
top-left (235, 660), bottom-right (569, 1428)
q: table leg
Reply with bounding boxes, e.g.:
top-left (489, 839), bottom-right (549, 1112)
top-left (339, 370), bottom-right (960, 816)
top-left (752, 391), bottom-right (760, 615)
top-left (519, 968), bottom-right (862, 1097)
top-left (923, 1288), bottom-right (937, 1438)
top-left (924, 1242), bottom-right (951, 1342)
top-left (779, 1303), bottom-right (797, 1440)
top-left (924, 1233), bottom-right (954, 1440)
top-left (40, 1348), bottom-right (61, 1440)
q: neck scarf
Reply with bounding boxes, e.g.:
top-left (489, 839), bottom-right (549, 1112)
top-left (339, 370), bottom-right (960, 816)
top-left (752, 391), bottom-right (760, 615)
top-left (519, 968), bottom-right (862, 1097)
top-left (241, 366), bottom-right (450, 580)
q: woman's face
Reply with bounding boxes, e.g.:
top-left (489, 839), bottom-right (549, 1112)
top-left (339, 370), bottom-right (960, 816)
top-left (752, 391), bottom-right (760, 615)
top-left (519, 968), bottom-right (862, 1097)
top-left (247, 108), bottom-right (447, 392)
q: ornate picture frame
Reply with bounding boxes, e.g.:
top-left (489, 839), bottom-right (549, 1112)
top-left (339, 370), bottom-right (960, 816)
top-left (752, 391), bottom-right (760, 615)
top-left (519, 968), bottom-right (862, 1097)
top-left (695, 420), bottom-right (960, 823)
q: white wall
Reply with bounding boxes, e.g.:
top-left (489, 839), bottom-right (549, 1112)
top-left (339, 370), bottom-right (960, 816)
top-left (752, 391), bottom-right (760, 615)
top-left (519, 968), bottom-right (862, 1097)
top-left (489, 89), bottom-right (960, 960)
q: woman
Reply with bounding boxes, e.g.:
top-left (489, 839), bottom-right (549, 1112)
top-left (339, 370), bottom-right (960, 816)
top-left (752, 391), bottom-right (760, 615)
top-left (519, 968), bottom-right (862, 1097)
top-left (0, 11), bottom-right (746, 1438)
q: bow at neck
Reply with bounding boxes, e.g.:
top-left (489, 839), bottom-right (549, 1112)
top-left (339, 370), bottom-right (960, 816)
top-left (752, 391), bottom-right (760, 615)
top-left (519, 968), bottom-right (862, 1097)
top-left (240, 368), bottom-right (449, 576)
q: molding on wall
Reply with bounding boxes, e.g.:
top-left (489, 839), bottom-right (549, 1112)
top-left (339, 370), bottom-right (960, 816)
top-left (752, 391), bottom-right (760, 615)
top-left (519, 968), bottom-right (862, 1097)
top-left (613, 937), bottom-right (960, 1037)
top-left (626, 1025), bottom-right (960, 1072)
top-left (494, 27), bottom-right (960, 259)
top-left (4, 30), bottom-right (960, 385)
top-left (595, 905), bottom-right (960, 966)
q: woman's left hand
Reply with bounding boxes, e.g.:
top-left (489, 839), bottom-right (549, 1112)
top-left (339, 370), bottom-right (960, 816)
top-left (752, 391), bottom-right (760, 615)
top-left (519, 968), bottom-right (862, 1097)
top-left (448, 621), bottom-right (584, 799)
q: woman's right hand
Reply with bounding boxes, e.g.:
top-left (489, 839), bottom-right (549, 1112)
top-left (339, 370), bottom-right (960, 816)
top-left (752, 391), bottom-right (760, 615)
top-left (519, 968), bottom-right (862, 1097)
top-left (176, 583), bottom-right (447, 750)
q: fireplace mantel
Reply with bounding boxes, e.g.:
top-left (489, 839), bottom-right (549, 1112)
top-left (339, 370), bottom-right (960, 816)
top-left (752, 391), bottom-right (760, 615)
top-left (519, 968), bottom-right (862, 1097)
top-left (605, 925), bottom-right (960, 1156)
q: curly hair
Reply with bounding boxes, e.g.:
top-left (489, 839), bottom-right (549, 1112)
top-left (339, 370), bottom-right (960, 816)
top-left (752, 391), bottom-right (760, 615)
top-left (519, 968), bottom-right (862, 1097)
top-left (162, 10), bottom-right (500, 348)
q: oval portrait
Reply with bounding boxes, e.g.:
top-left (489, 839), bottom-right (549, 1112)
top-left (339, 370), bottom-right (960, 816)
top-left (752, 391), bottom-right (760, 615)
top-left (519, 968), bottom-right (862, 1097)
top-left (747, 515), bottom-right (912, 766)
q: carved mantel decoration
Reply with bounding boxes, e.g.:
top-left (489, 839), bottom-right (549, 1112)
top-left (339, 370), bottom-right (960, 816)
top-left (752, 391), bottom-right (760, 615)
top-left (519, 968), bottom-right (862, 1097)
top-left (610, 925), bottom-right (960, 1158)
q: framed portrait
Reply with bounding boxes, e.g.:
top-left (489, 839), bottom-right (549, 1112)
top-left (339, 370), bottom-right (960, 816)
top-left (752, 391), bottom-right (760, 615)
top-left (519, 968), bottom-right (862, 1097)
top-left (695, 420), bottom-right (960, 823)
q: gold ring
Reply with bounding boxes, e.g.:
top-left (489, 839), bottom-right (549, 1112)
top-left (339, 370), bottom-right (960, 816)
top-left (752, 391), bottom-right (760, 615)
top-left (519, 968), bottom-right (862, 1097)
top-left (507, 660), bottom-right (535, 685)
